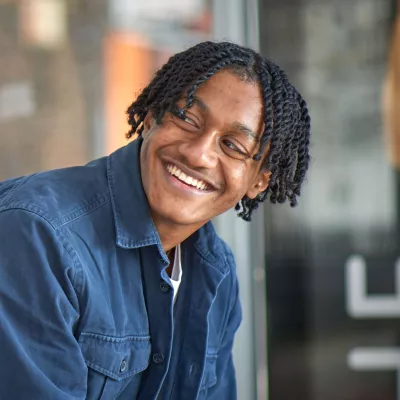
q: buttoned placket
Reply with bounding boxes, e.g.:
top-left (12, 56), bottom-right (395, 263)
top-left (166, 242), bottom-right (227, 398)
top-left (136, 245), bottom-right (175, 400)
top-left (149, 241), bottom-right (229, 399)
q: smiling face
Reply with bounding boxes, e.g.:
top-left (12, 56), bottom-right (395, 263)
top-left (140, 69), bottom-right (271, 230)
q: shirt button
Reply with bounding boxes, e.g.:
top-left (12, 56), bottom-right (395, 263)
top-left (153, 353), bottom-right (165, 364)
top-left (160, 281), bottom-right (170, 292)
top-left (120, 359), bottom-right (127, 372)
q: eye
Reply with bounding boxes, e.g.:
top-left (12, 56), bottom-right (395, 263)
top-left (173, 109), bottom-right (198, 128)
top-left (223, 140), bottom-right (245, 154)
top-left (222, 139), bottom-right (249, 160)
top-left (181, 114), bottom-right (197, 127)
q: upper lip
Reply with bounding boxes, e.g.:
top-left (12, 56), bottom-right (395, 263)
top-left (162, 157), bottom-right (219, 190)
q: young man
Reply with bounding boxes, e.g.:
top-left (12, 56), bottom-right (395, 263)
top-left (0, 41), bottom-right (310, 399)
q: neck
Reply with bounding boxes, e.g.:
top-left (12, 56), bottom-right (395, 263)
top-left (152, 216), bottom-right (205, 252)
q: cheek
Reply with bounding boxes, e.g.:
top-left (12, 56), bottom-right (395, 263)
top-left (141, 129), bottom-right (167, 166)
top-left (145, 124), bottom-right (178, 152)
top-left (222, 164), bottom-right (251, 202)
top-left (227, 162), bottom-right (254, 188)
top-left (140, 135), bottom-right (161, 194)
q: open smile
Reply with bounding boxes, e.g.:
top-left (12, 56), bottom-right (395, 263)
top-left (164, 162), bottom-right (216, 193)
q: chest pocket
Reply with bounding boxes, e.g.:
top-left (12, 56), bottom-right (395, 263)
top-left (79, 332), bottom-right (151, 400)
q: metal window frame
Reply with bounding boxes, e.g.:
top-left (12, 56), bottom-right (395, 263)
top-left (212, 1), bottom-right (268, 399)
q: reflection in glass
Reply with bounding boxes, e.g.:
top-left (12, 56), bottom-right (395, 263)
top-left (0, 0), bottom-right (212, 180)
top-left (260, 0), bottom-right (400, 399)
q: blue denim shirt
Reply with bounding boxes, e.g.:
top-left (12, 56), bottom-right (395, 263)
top-left (0, 139), bottom-right (242, 400)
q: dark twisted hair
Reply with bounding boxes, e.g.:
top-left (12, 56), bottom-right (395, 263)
top-left (126, 41), bottom-right (311, 221)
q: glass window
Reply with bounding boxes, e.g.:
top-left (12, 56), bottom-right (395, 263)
top-left (259, 0), bottom-right (400, 399)
top-left (0, 0), bottom-right (212, 180)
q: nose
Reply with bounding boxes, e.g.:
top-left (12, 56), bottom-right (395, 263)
top-left (178, 131), bottom-right (219, 169)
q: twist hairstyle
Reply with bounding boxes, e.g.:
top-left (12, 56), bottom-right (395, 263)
top-left (126, 41), bottom-right (311, 221)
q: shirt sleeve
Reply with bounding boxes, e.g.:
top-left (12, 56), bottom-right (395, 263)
top-left (0, 208), bottom-right (87, 399)
top-left (206, 267), bottom-right (242, 400)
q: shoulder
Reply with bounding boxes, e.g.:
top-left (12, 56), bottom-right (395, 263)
top-left (0, 157), bottom-right (110, 228)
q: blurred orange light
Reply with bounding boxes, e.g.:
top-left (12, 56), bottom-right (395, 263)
top-left (104, 33), bottom-right (152, 154)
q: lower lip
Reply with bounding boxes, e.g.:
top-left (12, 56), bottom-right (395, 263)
top-left (163, 165), bottom-right (213, 195)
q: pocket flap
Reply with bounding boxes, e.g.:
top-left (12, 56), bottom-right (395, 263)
top-left (200, 354), bottom-right (218, 390)
top-left (79, 332), bottom-right (151, 381)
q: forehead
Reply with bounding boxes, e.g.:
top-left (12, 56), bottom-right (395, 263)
top-left (191, 70), bottom-right (264, 136)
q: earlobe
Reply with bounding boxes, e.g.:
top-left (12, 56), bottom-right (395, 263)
top-left (246, 170), bottom-right (271, 199)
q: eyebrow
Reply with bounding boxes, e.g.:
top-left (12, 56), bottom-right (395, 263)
top-left (190, 96), bottom-right (259, 142)
top-left (190, 96), bottom-right (208, 112)
top-left (230, 122), bottom-right (259, 142)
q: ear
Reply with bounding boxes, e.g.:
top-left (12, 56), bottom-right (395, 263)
top-left (246, 169), bottom-right (271, 199)
top-left (142, 112), bottom-right (155, 139)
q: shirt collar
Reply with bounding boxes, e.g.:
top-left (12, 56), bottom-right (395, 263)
top-left (186, 221), bottom-right (230, 275)
top-left (106, 138), bottom-right (167, 260)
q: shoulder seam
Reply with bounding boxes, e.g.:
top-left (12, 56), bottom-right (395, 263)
top-left (0, 207), bottom-right (84, 301)
top-left (57, 193), bottom-right (111, 228)
top-left (0, 174), bottom-right (37, 208)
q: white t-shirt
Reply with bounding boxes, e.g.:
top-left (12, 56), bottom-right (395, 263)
top-left (169, 244), bottom-right (182, 304)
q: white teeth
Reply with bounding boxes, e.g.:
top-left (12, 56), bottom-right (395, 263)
top-left (166, 164), bottom-right (209, 191)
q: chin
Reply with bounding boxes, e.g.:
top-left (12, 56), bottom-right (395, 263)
top-left (153, 204), bottom-right (205, 226)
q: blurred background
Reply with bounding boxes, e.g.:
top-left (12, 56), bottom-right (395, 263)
top-left (1, 0), bottom-right (400, 399)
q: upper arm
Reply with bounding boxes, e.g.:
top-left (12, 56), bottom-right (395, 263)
top-left (0, 209), bottom-right (87, 399)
